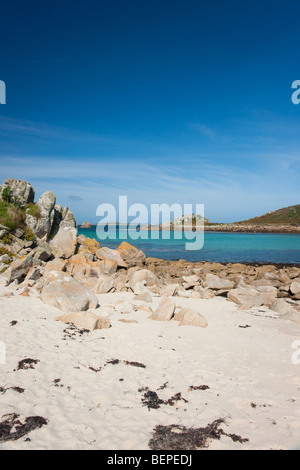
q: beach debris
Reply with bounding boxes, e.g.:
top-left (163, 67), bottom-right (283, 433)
top-left (106, 359), bottom-right (120, 365)
top-left (149, 419), bottom-right (248, 450)
top-left (140, 388), bottom-right (188, 410)
top-left (0, 386), bottom-right (25, 395)
top-left (89, 366), bottom-right (102, 373)
top-left (158, 382), bottom-right (169, 390)
top-left (16, 358), bottom-right (40, 371)
top-left (106, 359), bottom-right (146, 368)
top-left (0, 413), bottom-right (47, 442)
top-left (123, 361), bottom-right (146, 368)
top-left (188, 385), bottom-right (210, 391)
top-left (63, 324), bottom-right (89, 340)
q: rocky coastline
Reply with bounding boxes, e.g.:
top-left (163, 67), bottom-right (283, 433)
top-left (1, 179), bottom-right (300, 450)
top-left (0, 178), bottom-right (299, 328)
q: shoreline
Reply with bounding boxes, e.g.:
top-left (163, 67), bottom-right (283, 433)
top-left (81, 224), bottom-right (300, 234)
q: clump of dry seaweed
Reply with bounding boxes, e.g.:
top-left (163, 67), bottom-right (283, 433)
top-left (0, 414), bottom-right (47, 442)
top-left (149, 419), bottom-right (249, 450)
top-left (141, 388), bottom-right (188, 410)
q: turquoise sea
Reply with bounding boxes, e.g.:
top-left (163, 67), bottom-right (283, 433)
top-left (78, 227), bottom-right (300, 264)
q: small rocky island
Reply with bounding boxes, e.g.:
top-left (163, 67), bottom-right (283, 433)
top-left (80, 221), bottom-right (92, 229)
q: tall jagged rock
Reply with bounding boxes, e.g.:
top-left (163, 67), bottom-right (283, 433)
top-left (33, 192), bottom-right (56, 240)
top-left (49, 205), bottom-right (78, 259)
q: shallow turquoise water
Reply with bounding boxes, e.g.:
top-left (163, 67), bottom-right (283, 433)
top-left (78, 227), bottom-right (300, 264)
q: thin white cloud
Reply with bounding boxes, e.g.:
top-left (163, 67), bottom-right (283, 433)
top-left (189, 123), bottom-right (216, 139)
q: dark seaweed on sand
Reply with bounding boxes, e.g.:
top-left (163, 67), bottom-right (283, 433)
top-left (141, 389), bottom-right (188, 410)
top-left (16, 359), bottom-right (40, 371)
top-left (0, 414), bottom-right (47, 442)
top-left (149, 419), bottom-right (248, 450)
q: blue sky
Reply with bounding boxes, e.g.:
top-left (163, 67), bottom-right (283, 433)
top-left (0, 0), bottom-right (300, 223)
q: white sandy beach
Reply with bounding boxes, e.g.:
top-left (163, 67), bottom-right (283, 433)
top-left (1, 292), bottom-right (300, 450)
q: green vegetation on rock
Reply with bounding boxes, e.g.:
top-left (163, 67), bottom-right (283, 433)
top-left (25, 203), bottom-right (40, 219)
top-left (0, 246), bottom-right (14, 258)
top-left (0, 198), bottom-right (41, 246)
top-left (0, 201), bottom-right (24, 231)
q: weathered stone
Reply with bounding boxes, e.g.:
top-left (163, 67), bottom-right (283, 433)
top-left (0, 224), bottom-right (10, 239)
top-left (93, 275), bottom-right (115, 294)
top-left (176, 287), bottom-right (191, 298)
top-left (254, 286), bottom-right (278, 307)
top-left (113, 300), bottom-right (136, 314)
top-left (50, 227), bottom-right (77, 259)
top-left (96, 316), bottom-right (111, 329)
top-left (129, 269), bottom-right (159, 290)
top-left (35, 192), bottom-right (56, 239)
top-left (290, 282), bottom-right (300, 296)
top-left (173, 308), bottom-right (207, 328)
top-left (150, 297), bottom-right (176, 321)
top-left (41, 272), bottom-right (99, 312)
top-left (0, 287), bottom-right (14, 298)
top-left (193, 286), bottom-right (215, 299)
top-left (182, 275), bottom-right (200, 289)
top-left (32, 242), bottom-right (53, 262)
top-left (271, 299), bottom-right (299, 316)
top-left (1, 179), bottom-right (35, 205)
top-left (203, 274), bottom-right (234, 291)
top-left (116, 241), bottom-right (146, 267)
top-left (227, 287), bottom-right (267, 309)
top-left (4, 255), bottom-right (35, 284)
top-left (77, 234), bottom-right (100, 256)
top-left (25, 267), bottom-right (41, 282)
top-left (50, 205), bottom-right (77, 240)
top-left (44, 258), bottom-right (67, 274)
top-left (56, 312), bottom-right (110, 331)
top-left (96, 247), bottom-right (127, 268)
top-left (135, 292), bottom-right (152, 303)
top-left (250, 279), bottom-right (274, 288)
top-left (160, 284), bottom-right (180, 296)
top-left (0, 254), bottom-right (12, 264)
top-left (25, 213), bottom-right (38, 233)
top-left (133, 281), bottom-right (152, 296)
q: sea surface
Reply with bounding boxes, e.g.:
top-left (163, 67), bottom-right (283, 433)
top-left (78, 227), bottom-right (300, 264)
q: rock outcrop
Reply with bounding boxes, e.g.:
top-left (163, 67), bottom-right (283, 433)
top-left (0, 179), bottom-right (35, 206)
